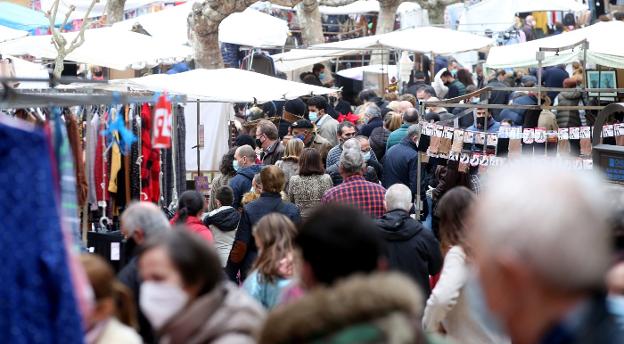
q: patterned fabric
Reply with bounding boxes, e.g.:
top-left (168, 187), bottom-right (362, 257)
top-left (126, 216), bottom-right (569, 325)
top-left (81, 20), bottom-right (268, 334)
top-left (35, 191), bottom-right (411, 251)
top-left (0, 116), bottom-right (84, 343)
top-left (322, 176), bottom-right (386, 219)
top-left (287, 174), bottom-right (333, 219)
top-left (53, 113), bottom-right (84, 252)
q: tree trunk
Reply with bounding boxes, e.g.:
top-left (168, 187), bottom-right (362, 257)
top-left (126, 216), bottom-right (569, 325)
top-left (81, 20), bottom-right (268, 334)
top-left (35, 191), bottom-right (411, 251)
top-left (296, 0), bottom-right (324, 46)
top-left (370, 0), bottom-right (400, 65)
top-left (106, 0), bottom-right (126, 24)
top-left (192, 31), bottom-right (224, 69)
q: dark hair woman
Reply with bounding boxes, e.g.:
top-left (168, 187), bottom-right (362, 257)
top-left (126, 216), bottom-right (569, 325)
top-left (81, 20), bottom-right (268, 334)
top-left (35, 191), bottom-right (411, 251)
top-left (138, 229), bottom-right (265, 342)
top-left (423, 187), bottom-right (499, 343)
top-left (242, 213), bottom-right (297, 309)
top-left (171, 190), bottom-right (213, 243)
top-left (208, 147), bottom-right (237, 211)
top-left (456, 68), bottom-right (475, 88)
top-left (287, 148), bottom-right (333, 219)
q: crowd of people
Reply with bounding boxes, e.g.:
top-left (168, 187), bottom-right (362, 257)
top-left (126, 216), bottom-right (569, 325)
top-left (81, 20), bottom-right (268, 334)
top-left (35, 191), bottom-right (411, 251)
top-left (78, 57), bottom-right (624, 344)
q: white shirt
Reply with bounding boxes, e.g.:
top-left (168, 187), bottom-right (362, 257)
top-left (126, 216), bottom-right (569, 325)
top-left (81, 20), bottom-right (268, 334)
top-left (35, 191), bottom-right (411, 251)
top-left (423, 246), bottom-right (509, 344)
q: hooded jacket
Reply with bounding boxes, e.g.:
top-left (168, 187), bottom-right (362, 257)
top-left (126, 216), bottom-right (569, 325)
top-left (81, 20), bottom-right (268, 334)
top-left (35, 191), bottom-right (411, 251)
top-left (258, 273), bottom-right (429, 344)
top-left (376, 209), bottom-right (443, 297)
top-left (204, 206), bottom-right (241, 267)
top-left (229, 164), bottom-right (263, 209)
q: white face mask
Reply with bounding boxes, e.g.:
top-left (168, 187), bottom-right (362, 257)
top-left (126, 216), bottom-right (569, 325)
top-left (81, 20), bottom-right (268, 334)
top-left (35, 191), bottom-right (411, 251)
top-left (140, 281), bottom-right (189, 330)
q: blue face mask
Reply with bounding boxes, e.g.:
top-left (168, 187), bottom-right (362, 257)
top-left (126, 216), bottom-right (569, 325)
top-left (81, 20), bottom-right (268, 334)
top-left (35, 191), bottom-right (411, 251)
top-left (308, 112), bottom-right (318, 122)
top-left (294, 134), bottom-right (306, 142)
top-left (319, 72), bottom-right (325, 80)
top-left (608, 295), bottom-right (624, 322)
top-left (232, 160), bottom-right (240, 171)
top-left (451, 69), bottom-right (458, 77)
top-left (362, 151), bottom-right (371, 161)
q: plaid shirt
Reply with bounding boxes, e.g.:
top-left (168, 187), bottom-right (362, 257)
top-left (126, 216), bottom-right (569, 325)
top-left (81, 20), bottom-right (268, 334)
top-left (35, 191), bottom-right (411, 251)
top-left (321, 176), bottom-right (386, 218)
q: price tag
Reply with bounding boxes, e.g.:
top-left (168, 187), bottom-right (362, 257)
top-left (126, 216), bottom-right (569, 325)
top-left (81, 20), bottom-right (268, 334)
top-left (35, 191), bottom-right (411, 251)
top-left (463, 131), bottom-right (475, 144)
top-left (523, 128), bottom-right (535, 144)
top-left (604, 125), bottom-right (615, 138)
top-left (476, 132), bottom-right (486, 145)
top-left (580, 126), bottom-right (591, 139)
top-left (534, 128), bottom-right (546, 144)
top-left (454, 129), bottom-right (464, 142)
top-left (569, 127), bottom-right (580, 140)
top-left (435, 125), bottom-right (444, 138)
top-left (486, 134), bottom-right (498, 146)
top-left (616, 123), bottom-right (624, 137)
top-left (111, 242), bottom-right (120, 261)
top-left (443, 127), bottom-right (455, 139)
top-left (470, 154), bottom-right (480, 167)
top-left (558, 128), bottom-right (569, 140)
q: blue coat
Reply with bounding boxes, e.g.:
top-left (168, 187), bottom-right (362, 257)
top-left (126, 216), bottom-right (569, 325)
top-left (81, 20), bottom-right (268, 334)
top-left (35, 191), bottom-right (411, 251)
top-left (225, 193), bottom-right (300, 282)
top-left (229, 164), bottom-right (263, 209)
top-left (360, 116), bottom-right (383, 138)
top-left (382, 137), bottom-right (422, 201)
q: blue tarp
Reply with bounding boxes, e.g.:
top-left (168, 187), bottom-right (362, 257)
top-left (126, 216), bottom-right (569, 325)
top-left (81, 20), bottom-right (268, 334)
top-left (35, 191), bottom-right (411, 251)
top-left (0, 2), bottom-right (53, 31)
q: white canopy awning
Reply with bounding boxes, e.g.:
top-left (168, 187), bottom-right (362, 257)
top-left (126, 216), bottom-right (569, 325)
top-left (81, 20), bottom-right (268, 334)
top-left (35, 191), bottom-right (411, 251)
top-left (337, 64), bottom-right (398, 81)
top-left (107, 68), bottom-right (335, 103)
top-left (39, 0), bottom-right (162, 20)
top-left (6, 54), bottom-right (50, 89)
top-left (319, 0), bottom-right (420, 15)
top-left (0, 27), bottom-right (192, 70)
top-left (0, 25), bottom-right (27, 43)
top-left (272, 26), bottom-right (494, 72)
top-left (114, 3), bottom-right (289, 47)
top-left (458, 0), bottom-right (588, 34)
top-left (486, 21), bottom-right (624, 69)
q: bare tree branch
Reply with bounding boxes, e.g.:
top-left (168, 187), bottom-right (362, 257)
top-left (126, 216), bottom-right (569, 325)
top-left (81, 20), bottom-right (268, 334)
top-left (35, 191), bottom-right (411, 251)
top-left (47, 0), bottom-right (100, 79)
top-left (318, 0), bottom-right (359, 6)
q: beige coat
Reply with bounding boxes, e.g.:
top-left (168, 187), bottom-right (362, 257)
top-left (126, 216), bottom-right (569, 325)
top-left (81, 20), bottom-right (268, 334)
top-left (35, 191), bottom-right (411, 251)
top-left (160, 282), bottom-right (266, 344)
top-left (96, 318), bottom-right (142, 344)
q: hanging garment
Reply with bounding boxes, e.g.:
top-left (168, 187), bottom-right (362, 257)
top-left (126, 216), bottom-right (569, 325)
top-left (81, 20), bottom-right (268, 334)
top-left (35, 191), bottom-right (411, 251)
top-left (66, 112), bottom-right (88, 208)
top-left (140, 104), bottom-right (160, 203)
top-left (0, 116), bottom-right (84, 343)
top-left (86, 112), bottom-right (99, 209)
top-left (94, 112), bottom-right (109, 206)
top-left (130, 107), bottom-right (141, 200)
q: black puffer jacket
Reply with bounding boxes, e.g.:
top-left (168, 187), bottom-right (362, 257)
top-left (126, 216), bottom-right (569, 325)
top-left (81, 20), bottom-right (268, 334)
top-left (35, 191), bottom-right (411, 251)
top-left (556, 91), bottom-right (582, 128)
top-left (375, 209), bottom-right (443, 297)
top-left (203, 207), bottom-right (240, 232)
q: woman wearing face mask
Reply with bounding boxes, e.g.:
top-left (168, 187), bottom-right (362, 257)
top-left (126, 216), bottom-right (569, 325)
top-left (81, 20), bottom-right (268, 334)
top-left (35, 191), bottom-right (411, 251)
top-left (80, 254), bottom-right (141, 344)
top-left (138, 228), bottom-right (266, 343)
top-left (243, 213), bottom-right (297, 309)
top-left (423, 187), bottom-right (508, 344)
top-left (171, 190), bottom-right (213, 243)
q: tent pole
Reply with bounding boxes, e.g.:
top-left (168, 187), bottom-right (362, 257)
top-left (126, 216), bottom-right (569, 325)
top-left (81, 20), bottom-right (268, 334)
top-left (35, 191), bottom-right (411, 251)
top-left (537, 51), bottom-right (544, 106)
top-left (196, 99), bottom-right (201, 177)
top-left (430, 52), bottom-right (435, 82)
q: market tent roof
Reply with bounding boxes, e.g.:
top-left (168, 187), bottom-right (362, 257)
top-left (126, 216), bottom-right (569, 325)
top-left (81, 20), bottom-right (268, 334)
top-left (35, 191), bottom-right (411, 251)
top-left (4, 54), bottom-right (50, 89)
top-left (39, 0), bottom-right (160, 20)
top-left (0, 25), bottom-right (28, 43)
top-left (0, 27), bottom-right (192, 70)
top-left (0, 2), bottom-right (54, 31)
top-left (486, 21), bottom-right (624, 69)
top-left (319, 0), bottom-right (420, 15)
top-left (458, 0), bottom-right (588, 34)
top-left (272, 26), bottom-right (494, 72)
top-left (114, 3), bottom-right (289, 47)
top-left (108, 68), bottom-right (336, 102)
top-left (337, 64), bottom-right (398, 81)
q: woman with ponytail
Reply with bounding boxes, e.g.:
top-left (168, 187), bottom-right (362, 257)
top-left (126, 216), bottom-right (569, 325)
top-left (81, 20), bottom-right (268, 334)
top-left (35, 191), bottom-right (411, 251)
top-left (171, 190), bottom-right (213, 243)
top-left (80, 254), bottom-right (141, 344)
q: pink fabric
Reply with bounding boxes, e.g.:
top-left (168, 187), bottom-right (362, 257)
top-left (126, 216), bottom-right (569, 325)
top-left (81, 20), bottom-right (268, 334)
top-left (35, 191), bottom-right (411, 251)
top-left (170, 215), bottom-right (214, 243)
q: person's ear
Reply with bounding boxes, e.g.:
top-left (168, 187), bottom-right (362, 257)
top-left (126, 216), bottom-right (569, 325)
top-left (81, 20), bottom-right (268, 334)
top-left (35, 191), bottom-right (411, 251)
top-left (134, 229), bottom-right (145, 245)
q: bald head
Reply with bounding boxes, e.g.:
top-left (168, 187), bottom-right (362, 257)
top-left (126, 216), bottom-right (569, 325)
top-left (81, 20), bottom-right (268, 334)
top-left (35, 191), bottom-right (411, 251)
top-left (399, 101), bottom-right (414, 113)
top-left (235, 145), bottom-right (256, 168)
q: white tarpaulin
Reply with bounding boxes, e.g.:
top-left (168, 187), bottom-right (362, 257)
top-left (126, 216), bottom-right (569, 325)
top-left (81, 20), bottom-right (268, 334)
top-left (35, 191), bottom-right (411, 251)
top-left (115, 3), bottom-right (289, 47)
top-left (111, 68), bottom-right (336, 103)
top-left (458, 0), bottom-right (587, 34)
top-left (6, 55), bottom-right (50, 89)
top-left (39, 0), bottom-right (161, 20)
top-left (319, 0), bottom-right (421, 15)
top-left (0, 25), bottom-right (27, 43)
top-left (272, 26), bottom-right (493, 72)
top-left (486, 21), bottom-right (624, 69)
top-left (184, 102), bottom-right (232, 172)
top-left (337, 64), bottom-right (398, 81)
top-left (0, 27), bottom-right (192, 70)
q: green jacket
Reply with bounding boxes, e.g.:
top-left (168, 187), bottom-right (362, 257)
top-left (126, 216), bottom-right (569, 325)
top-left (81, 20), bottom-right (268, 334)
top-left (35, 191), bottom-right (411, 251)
top-left (386, 124), bottom-right (410, 151)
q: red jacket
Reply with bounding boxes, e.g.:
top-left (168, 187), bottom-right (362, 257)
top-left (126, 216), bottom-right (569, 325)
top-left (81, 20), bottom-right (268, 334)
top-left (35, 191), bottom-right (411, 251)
top-left (170, 215), bottom-right (214, 243)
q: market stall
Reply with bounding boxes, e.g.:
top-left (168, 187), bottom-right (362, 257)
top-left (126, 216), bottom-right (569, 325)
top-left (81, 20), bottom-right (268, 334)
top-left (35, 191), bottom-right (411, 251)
top-left (457, 0), bottom-right (588, 34)
top-left (0, 25), bottom-right (27, 43)
top-left (0, 27), bottom-right (193, 70)
top-left (114, 3), bottom-right (289, 47)
top-left (486, 21), bottom-right (624, 69)
top-left (271, 26), bottom-right (494, 73)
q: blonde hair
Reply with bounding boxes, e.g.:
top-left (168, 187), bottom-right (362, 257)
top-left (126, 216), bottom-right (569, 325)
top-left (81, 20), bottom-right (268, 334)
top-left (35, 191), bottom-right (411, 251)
top-left (386, 112), bottom-right (403, 131)
top-left (252, 213), bottom-right (297, 283)
top-left (282, 138), bottom-right (304, 162)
